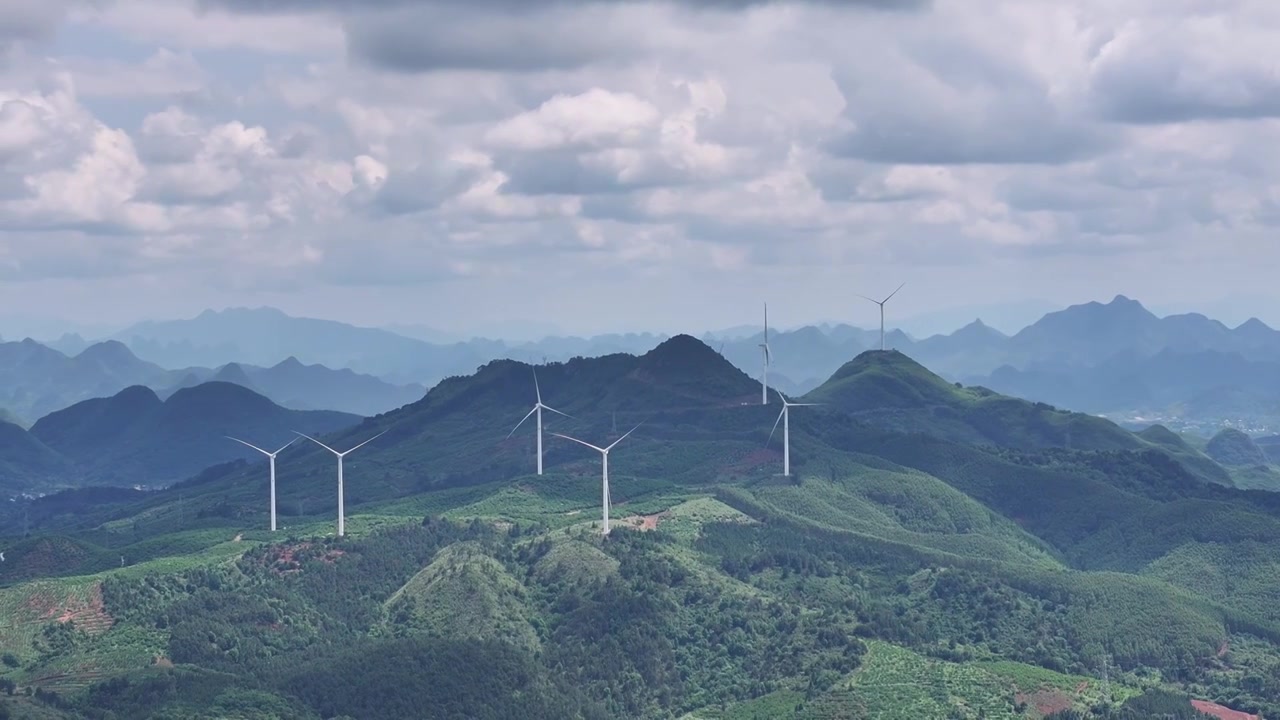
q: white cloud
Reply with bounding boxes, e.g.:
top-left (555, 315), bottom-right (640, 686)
top-left (4, 0), bottom-right (1280, 333)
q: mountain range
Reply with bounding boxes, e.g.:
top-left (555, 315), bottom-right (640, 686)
top-left (63, 298), bottom-right (1280, 424)
top-left (1, 381), bottom-right (359, 493)
top-left (0, 338), bottom-right (423, 423)
top-left (5, 336), bottom-right (1280, 718)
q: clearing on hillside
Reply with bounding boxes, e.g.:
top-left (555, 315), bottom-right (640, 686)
top-left (1191, 700), bottom-right (1260, 720)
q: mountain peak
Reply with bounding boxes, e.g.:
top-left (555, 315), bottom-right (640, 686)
top-left (1235, 317), bottom-right (1274, 334)
top-left (76, 340), bottom-right (138, 362)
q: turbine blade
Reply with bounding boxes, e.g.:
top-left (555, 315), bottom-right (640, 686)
top-left (541, 403), bottom-right (574, 420)
top-left (342, 429), bottom-right (388, 455)
top-left (225, 436), bottom-right (270, 456)
top-left (766, 406), bottom-right (786, 446)
top-left (550, 432), bottom-right (606, 454)
top-left (764, 301), bottom-right (769, 343)
top-left (883, 281), bottom-right (905, 303)
top-left (270, 436), bottom-right (298, 455)
top-left (293, 431), bottom-right (339, 455)
top-left (789, 403), bottom-right (822, 407)
top-left (507, 405), bottom-right (538, 439)
top-left (855, 293), bottom-right (881, 305)
top-left (764, 343), bottom-right (772, 364)
top-left (606, 422), bottom-right (643, 451)
top-left (532, 367), bottom-right (542, 404)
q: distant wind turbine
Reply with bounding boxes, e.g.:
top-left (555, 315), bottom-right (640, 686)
top-left (294, 429), bottom-right (388, 537)
top-left (225, 435), bottom-right (297, 532)
top-left (759, 302), bottom-right (772, 405)
top-left (507, 367), bottom-right (572, 475)
top-left (857, 282), bottom-right (906, 351)
top-left (767, 392), bottom-right (821, 477)
top-left (551, 424), bottom-right (642, 536)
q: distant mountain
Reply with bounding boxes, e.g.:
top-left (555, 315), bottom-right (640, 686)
top-left (1205, 428), bottom-right (1269, 467)
top-left (109, 307), bottom-right (663, 387)
top-left (0, 338), bottom-right (179, 422)
top-left (0, 419), bottom-right (74, 494)
top-left (970, 348), bottom-right (1280, 418)
top-left (1, 338), bottom-right (422, 422)
top-left (29, 381), bottom-right (360, 486)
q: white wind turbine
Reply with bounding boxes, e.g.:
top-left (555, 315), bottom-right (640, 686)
top-left (506, 367), bottom-right (572, 476)
top-left (857, 282), bottom-right (906, 352)
top-left (551, 423), bottom-right (642, 536)
top-left (759, 302), bottom-right (772, 405)
top-left (224, 435), bottom-right (297, 532)
top-left (767, 392), bottom-right (820, 477)
top-left (294, 429), bottom-right (388, 537)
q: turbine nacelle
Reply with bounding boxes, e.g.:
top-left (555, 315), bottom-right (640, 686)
top-left (552, 423), bottom-right (642, 536)
top-left (857, 282), bottom-right (906, 352)
top-left (506, 367), bottom-right (572, 475)
top-left (294, 429), bottom-right (388, 537)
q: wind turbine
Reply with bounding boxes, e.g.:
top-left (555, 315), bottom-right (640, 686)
top-left (506, 367), bottom-right (572, 475)
top-left (551, 423), bottom-right (642, 536)
top-left (294, 429), bottom-right (388, 537)
top-left (759, 302), bottom-right (772, 405)
top-left (224, 435), bottom-right (297, 532)
top-left (767, 392), bottom-right (820, 477)
top-left (857, 282), bottom-right (905, 352)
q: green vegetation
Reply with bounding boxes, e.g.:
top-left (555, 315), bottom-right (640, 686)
top-left (6, 341), bottom-right (1280, 720)
top-left (1206, 428), bottom-right (1269, 467)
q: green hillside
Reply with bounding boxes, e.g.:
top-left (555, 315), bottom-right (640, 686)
top-left (27, 382), bottom-right (360, 487)
top-left (805, 351), bottom-right (1232, 486)
top-left (4, 336), bottom-right (1280, 720)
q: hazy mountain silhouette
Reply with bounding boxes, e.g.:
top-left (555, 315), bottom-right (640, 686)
top-left (0, 419), bottom-right (74, 493)
top-left (1, 338), bottom-right (423, 422)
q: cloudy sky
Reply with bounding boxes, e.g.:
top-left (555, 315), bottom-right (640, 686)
top-left (2, 0), bottom-right (1279, 339)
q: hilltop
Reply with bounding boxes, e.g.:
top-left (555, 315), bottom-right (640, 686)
top-left (26, 382), bottom-right (359, 487)
top-left (807, 351), bottom-right (1143, 452)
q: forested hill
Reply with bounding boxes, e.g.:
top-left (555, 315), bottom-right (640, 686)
top-left (3, 339), bottom-right (1280, 719)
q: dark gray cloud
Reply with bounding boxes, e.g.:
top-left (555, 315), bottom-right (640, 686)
top-left (203, 0), bottom-right (928, 13)
top-left (1091, 55), bottom-right (1280, 124)
top-left (202, 0), bottom-right (929, 73)
top-left (825, 39), bottom-right (1116, 165)
top-left (344, 6), bottom-right (644, 74)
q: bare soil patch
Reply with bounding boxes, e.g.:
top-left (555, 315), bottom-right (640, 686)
top-left (620, 512), bottom-right (666, 531)
top-left (28, 582), bottom-right (114, 636)
top-left (1191, 699), bottom-right (1259, 720)
top-left (1015, 689), bottom-right (1073, 716)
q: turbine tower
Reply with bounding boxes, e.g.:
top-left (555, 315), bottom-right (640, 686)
top-left (294, 429), bottom-right (388, 537)
top-left (759, 302), bottom-right (772, 405)
top-left (224, 435), bottom-right (296, 532)
top-left (507, 367), bottom-right (572, 475)
top-left (857, 282), bottom-right (906, 351)
top-left (767, 392), bottom-right (820, 477)
top-left (551, 423), bottom-right (642, 536)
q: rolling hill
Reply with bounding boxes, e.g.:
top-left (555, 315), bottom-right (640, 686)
top-left (5, 336), bottom-right (1280, 720)
top-left (26, 382), bottom-right (360, 487)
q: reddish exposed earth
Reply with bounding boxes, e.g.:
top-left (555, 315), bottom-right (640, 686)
top-left (1015, 689), bottom-right (1073, 716)
top-left (25, 582), bottom-right (114, 636)
top-left (1191, 700), bottom-right (1259, 720)
top-left (622, 512), bottom-right (666, 531)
